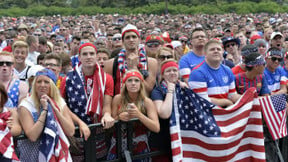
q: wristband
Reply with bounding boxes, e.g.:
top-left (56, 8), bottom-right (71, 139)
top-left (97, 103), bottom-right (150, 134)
top-left (38, 120), bottom-right (45, 124)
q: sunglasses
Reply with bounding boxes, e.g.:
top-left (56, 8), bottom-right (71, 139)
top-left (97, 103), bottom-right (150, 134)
top-left (112, 37), bottom-right (121, 41)
top-left (270, 57), bottom-right (283, 62)
top-left (0, 61), bottom-right (14, 66)
top-left (158, 55), bottom-right (173, 60)
top-left (60, 29), bottom-right (66, 31)
top-left (225, 43), bottom-right (236, 48)
top-left (34, 34), bottom-right (41, 37)
top-left (56, 40), bottom-right (64, 43)
top-left (181, 40), bottom-right (187, 43)
top-left (146, 41), bottom-right (160, 48)
top-left (45, 63), bottom-right (59, 67)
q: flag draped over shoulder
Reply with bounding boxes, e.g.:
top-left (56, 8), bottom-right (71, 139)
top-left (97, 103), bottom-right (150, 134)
top-left (259, 94), bottom-right (287, 140)
top-left (39, 102), bottom-right (72, 162)
top-left (170, 86), bottom-right (265, 162)
top-left (0, 111), bottom-right (19, 160)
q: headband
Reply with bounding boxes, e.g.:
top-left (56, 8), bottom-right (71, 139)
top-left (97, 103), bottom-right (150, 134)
top-left (123, 71), bottom-right (143, 83)
top-left (266, 49), bottom-right (282, 57)
top-left (241, 46), bottom-right (258, 57)
top-left (35, 68), bottom-right (57, 84)
top-left (78, 42), bottom-right (97, 54)
top-left (246, 55), bottom-right (266, 67)
top-left (161, 61), bottom-right (179, 74)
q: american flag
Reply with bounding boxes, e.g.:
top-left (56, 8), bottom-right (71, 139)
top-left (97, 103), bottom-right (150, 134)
top-left (0, 111), bottom-right (19, 160)
top-left (170, 86), bottom-right (265, 162)
top-left (39, 103), bottom-right (72, 162)
top-left (259, 94), bottom-right (287, 140)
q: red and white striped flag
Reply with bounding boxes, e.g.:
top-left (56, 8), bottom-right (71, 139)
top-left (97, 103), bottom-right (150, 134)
top-left (259, 94), bottom-right (287, 140)
top-left (170, 87), bottom-right (265, 161)
top-left (0, 111), bottom-right (19, 160)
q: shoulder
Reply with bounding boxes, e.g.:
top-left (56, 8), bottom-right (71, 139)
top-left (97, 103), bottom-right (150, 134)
top-left (104, 58), bottom-right (115, 75)
top-left (147, 57), bottom-right (157, 65)
top-left (112, 94), bottom-right (122, 103)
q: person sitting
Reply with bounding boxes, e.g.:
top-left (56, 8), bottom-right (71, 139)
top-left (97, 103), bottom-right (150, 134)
top-left (108, 70), bottom-right (160, 161)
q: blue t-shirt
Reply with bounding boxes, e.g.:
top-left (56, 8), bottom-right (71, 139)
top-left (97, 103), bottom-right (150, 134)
top-left (189, 62), bottom-right (236, 101)
top-left (179, 51), bottom-right (205, 79)
top-left (264, 66), bottom-right (287, 93)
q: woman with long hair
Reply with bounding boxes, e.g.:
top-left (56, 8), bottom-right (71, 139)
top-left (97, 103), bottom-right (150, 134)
top-left (18, 69), bottom-right (75, 162)
top-left (107, 70), bottom-right (160, 161)
top-left (0, 83), bottom-right (21, 162)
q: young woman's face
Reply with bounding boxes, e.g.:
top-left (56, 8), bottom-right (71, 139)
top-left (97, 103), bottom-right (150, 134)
top-left (35, 75), bottom-right (51, 98)
top-left (162, 67), bottom-right (179, 83)
top-left (125, 76), bottom-right (141, 93)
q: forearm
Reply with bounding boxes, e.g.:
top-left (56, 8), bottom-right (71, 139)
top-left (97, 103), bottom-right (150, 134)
top-left (55, 110), bottom-right (75, 137)
top-left (25, 111), bottom-right (47, 142)
top-left (144, 80), bottom-right (154, 94)
top-left (138, 113), bottom-right (160, 133)
top-left (210, 97), bottom-right (233, 107)
top-left (158, 93), bottom-right (173, 119)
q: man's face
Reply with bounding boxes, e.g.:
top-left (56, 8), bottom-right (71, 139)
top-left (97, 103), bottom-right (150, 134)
top-left (38, 44), bottom-right (47, 54)
top-left (123, 31), bottom-right (139, 51)
top-left (53, 46), bottom-right (63, 54)
top-left (44, 59), bottom-right (61, 77)
top-left (224, 41), bottom-right (238, 55)
top-left (13, 47), bottom-right (28, 65)
top-left (145, 41), bottom-right (161, 57)
top-left (59, 27), bottom-right (68, 36)
top-left (79, 46), bottom-right (97, 68)
top-left (0, 55), bottom-right (14, 78)
top-left (266, 55), bottom-right (282, 71)
top-left (235, 33), bottom-right (247, 46)
top-left (283, 30), bottom-right (288, 38)
top-left (191, 31), bottom-right (207, 49)
top-left (18, 29), bottom-right (28, 37)
top-left (205, 43), bottom-right (223, 63)
top-left (100, 24), bottom-right (105, 32)
top-left (271, 35), bottom-right (284, 50)
top-left (264, 29), bottom-right (273, 40)
top-left (96, 52), bottom-right (109, 68)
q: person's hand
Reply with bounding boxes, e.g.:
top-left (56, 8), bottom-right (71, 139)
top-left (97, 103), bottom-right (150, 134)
top-left (127, 54), bottom-right (139, 70)
top-left (127, 103), bottom-right (142, 119)
top-left (101, 113), bottom-right (115, 129)
top-left (178, 80), bottom-right (189, 89)
top-left (40, 95), bottom-right (49, 110)
top-left (79, 122), bottom-right (91, 141)
top-left (118, 112), bottom-right (130, 121)
top-left (167, 81), bottom-right (176, 93)
top-left (7, 116), bottom-right (13, 129)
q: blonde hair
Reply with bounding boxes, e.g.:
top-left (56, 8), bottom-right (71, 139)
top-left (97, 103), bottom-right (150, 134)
top-left (30, 76), bottom-right (64, 112)
top-left (0, 51), bottom-right (14, 62)
top-left (12, 40), bottom-right (29, 54)
top-left (119, 70), bottom-right (147, 114)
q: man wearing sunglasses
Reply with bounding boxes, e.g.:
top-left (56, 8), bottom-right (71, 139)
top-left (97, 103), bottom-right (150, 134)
top-left (145, 35), bottom-right (163, 58)
top-left (222, 36), bottom-right (241, 65)
top-left (179, 36), bottom-right (190, 54)
top-left (111, 33), bottom-right (122, 51)
top-left (264, 47), bottom-right (287, 95)
top-left (0, 51), bottom-right (28, 108)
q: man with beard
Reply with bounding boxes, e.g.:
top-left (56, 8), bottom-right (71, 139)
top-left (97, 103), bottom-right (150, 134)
top-left (179, 28), bottom-right (207, 83)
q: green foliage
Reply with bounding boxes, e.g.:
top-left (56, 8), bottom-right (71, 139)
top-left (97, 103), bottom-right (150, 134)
top-left (0, 1), bottom-right (287, 16)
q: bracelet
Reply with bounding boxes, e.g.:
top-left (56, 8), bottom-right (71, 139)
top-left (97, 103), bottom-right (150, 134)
top-left (167, 90), bottom-right (174, 93)
top-left (38, 120), bottom-right (45, 124)
top-left (42, 109), bottom-right (48, 112)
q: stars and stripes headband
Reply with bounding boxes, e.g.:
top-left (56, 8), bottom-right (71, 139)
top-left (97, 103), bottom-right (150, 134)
top-left (246, 55), bottom-right (266, 67)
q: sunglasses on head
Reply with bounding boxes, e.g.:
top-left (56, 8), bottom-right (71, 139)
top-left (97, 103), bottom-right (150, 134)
top-left (225, 43), bottom-right (236, 48)
top-left (146, 41), bottom-right (160, 48)
top-left (0, 61), bottom-right (13, 66)
top-left (158, 55), bottom-right (173, 60)
top-left (112, 37), bottom-right (121, 41)
top-left (270, 57), bottom-right (283, 62)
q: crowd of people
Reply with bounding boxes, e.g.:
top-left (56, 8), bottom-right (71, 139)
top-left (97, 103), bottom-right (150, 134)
top-left (1, 13), bottom-right (288, 162)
